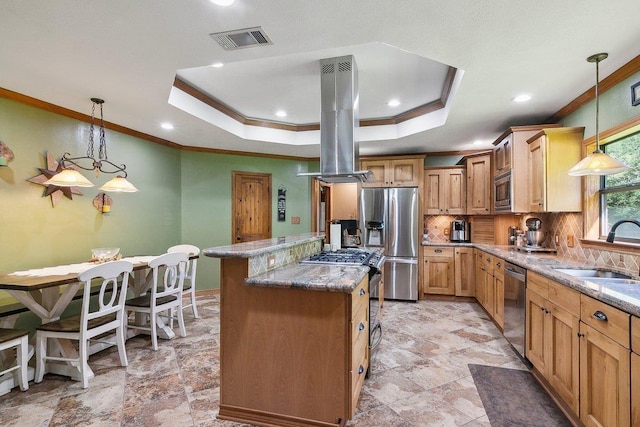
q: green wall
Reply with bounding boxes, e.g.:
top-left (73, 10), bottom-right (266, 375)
top-left (0, 96), bottom-right (313, 299)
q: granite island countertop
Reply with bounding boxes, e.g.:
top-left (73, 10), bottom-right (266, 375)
top-left (203, 232), bottom-right (324, 258)
top-left (423, 241), bottom-right (640, 317)
top-left (245, 263), bottom-right (369, 293)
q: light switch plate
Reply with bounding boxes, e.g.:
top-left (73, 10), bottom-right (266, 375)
top-left (267, 255), bottom-right (276, 269)
top-left (291, 216), bottom-right (300, 224)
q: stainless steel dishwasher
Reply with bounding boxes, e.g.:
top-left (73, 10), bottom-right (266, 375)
top-left (503, 262), bottom-right (526, 358)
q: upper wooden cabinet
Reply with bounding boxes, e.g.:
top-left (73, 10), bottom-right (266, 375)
top-left (527, 127), bottom-right (584, 213)
top-left (424, 167), bottom-right (466, 215)
top-left (466, 154), bottom-right (492, 215)
top-left (360, 157), bottom-right (423, 187)
top-left (492, 124), bottom-right (561, 213)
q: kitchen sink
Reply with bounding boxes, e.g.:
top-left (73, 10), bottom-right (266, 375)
top-left (552, 267), bottom-right (632, 279)
top-left (582, 277), bottom-right (640, 286)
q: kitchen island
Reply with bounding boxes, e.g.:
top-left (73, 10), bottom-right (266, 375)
top-left (204, 233), bottom-right (370, 427)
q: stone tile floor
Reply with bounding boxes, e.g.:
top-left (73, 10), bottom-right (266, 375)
top-left (0, 294), bottom-right (528, 426)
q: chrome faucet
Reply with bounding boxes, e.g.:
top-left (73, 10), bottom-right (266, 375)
top-left (606, 219), bottom-right (640, 243)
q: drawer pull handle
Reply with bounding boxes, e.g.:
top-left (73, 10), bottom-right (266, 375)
top-left (358, 322), bottom-right (365, 331)
top-left (359, 288), bottom-right (366, 296)
top-left (435, 249), bottom-right (442, 253)
top-left (358, 365), bottom-right (364, 375)
top-left (592, 311), bottom-right (608, 322)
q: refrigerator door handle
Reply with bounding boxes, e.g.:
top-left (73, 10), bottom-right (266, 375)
top-left (384, 257), bottom-right (418, 264)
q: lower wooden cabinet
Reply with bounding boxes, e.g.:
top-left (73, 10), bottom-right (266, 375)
top-left (454, 247), bottom-right (474, 296)
top-left (474, 250), bottom-right (503, 328)
top-left (632, 316), bottom-right (640, 427)
top-left (423, 247), bottom-right (454, 295)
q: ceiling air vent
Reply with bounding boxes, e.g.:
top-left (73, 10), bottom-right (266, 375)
top-left (210, 26), bottom-right (273, 50)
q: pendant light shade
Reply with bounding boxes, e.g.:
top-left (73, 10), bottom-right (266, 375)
top-left (99, 176), bottom-right (139, 192)
top-left (44, 169), bottom-right (95, 187)
top-left (568, 53), bottom-right (630, 177)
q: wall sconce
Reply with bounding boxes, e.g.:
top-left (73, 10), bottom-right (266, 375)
top-left (44, 98), bottom-right (139, 192)
top-left (0, 141), bottom-right (14, 167)
top-left (93, 192), bottom-right (113, 213)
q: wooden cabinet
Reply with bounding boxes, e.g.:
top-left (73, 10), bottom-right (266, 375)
top-left (423, 247), bottom-right (454, 295)
top-left (424, 167), bottom-right (466, 215)
top-left (632, 316), bottom-right (639, 427)
top-left (474, 250), bottom-right (485, 306)
top-left (525, 271), bottom-right (581, 413)
top-left (466, 154), bottom-right (492, 215)
top-left (454, 247), bottom-right (474, 297)
top-left (527, 127), bottom-right (584, 213)
top-left (492, 258), bottom-right (504, 328)
top-left (492, 125), bottom-right (560, 213)
top-left (360, 157), bottom-right (423, 187)
top-left (475, 250), bottom-right (494, 315)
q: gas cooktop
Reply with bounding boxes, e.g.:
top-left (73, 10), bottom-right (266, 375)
top-left (302, 249), bottom-right (373, 265)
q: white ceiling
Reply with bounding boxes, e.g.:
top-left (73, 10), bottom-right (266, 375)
top-left (1, 0), bottom-right (639, 159)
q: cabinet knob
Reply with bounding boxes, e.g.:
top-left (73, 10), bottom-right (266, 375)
top-left (358, 365), bottom-right (365, 375)
top-left (359, 288), bottom-right (366, 296)
top-left (577, 332), bottom-right (585, 338)
top-left (496, 262), bottom-right (501, 267)
top-left (358, 322), bottom-right (365, 331)
top-left (592, 311), bottom-right (608, 322)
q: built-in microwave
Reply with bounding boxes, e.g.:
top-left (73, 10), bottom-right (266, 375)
top-left (494, 170), bottom-right (512, 212)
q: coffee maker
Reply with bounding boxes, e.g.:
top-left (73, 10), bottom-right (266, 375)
top-left (450, 220), bottom-right (470, 242)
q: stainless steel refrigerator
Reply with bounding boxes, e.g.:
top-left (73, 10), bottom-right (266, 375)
top-left (359, 187), bottom-right (419, 301)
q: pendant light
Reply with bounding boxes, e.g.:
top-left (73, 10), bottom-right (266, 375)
top-left (44, 98), bottom-right (139, 191)
top-left (568, 53), bottom-right (630, 176)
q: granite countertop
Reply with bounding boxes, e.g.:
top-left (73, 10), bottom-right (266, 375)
top-left (203, 233), bottom-right (324, 258)
top-left (245, 263), bottom-right (369, 293)
top-left (423, 241), bottom-right (640, 317)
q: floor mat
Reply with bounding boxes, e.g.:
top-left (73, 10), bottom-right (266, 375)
top-left (468, 364), bottom-right (572, 427)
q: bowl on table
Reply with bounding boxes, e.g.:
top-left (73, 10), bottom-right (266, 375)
top-left (91, 247), bottom-right (120, 262)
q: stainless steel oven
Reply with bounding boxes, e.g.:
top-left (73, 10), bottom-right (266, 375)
top-left (503, 262), bottom-right (526, 358)
top-left (494, 170), bottom-right (512, 212)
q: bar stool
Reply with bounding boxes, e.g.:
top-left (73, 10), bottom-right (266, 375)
top-left (0, 328), bottom-right (30, 391)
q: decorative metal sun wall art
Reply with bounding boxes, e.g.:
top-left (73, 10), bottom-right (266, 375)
top-left (28, 152), bottom-right (83, 207)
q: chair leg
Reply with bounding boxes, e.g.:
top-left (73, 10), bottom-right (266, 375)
top-left (34, 333), bottom-right (46, 384)
top-left (190, 289), bottom-right (199, 319)
top-left (17, 336), bottom-right (29, 391)
top-left (116, 322), bottom-right (128, 367)
top-left (79, 337), bottom-right (89, 389)
top-left (150, 311), bottom-right (158, 351)
top-left (177, 305), bottom-right (186, 338)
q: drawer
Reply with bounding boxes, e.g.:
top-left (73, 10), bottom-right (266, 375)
top-left (494, 257), bottom-right (505, 273)
top-left (548, 280), bottom-right (580, 318)
top-left (351, 306), bottom-right (368, 349)
top-left (350, 337), bottom-right (368, 412)
top-left (527, 271), bottom-right (549, 298)
top-left (632, 316), bottom-right (640, 354)
top-left (581, 294), bottom-right (630, 349)
top-left (351, 277), bottom-right (368, 317)
top-left (424, 247), bottom-right (454, 257)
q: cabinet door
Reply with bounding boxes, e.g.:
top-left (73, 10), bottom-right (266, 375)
top-left (454, 247), bottom-right (474, 297)
top-left (466, 155), bottom-right (492, 215)
top-left (475, 251), bottom-right (485, 306)
top-left (494, 134), bottom-right (512, 176)
top-left (361, 160), bottom-right (388, 187)
top-left (424, 170), bottom-right (443, 214)
top-left (423, 256), bottom-right (454, 295)
top-left (444, 169), bottom-right (466, 214)
top-left (526, 289), bottom-right (549, 373)
top-left (548, 302), bottom-right (580, 414)
top-left (493, 262), bottom-right (504, 329)
top-left (579, 322), bottom-right (631, 427)
top-left (389, 159), bottom-right (421, 186)
top-left (528, 136), bottom-right (545, 212)
top-left (632, 352), bottom-right (640, 427)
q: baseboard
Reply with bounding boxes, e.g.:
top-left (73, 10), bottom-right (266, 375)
top-left (529, 367), bottom-right (584, 427)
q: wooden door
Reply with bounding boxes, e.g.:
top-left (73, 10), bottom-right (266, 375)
top-left (389, 159), bottom-right (420, 186)
top-left (360, 160), bottom-right (388, 187)
top-left (475, 251), bottom-right (485, 306)
top-left (232, 171), bottom-right (272, 243)
top-left (548, 302), bottom-right (580, 414)
top-left (526, 289), bottom-right (549, 373)
top-left (579, 322), bottom-right (631, 427)
top-left (454, 247), bottom-right (474, 297)
top-left (632, 352), bottom-right (640, 427)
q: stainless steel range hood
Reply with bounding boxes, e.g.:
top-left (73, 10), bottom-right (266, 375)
top-left (298, 55), bottom-right (371, 183)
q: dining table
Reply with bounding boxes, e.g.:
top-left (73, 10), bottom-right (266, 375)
top-left (0, 254), bottom-right (196, 390)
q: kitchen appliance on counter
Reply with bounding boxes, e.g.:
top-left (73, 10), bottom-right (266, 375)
top-left (508, 226), bottom-right (520, 245)
top-left (301, 248), bottom-right (385, 357)
top-left (503, 262), bottom-right (526, 358)
top-left (360, 187), bottom-right (419, 301)
top-left (449, 220), bottom-right (470, 242)
top-left (517, 217), bottom-right (557, 253)
top-left (334, 219), bottom-right (361, 248)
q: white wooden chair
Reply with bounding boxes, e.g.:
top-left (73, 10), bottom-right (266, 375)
top-left (34, 260), bottom-right (133, 388)
top-left (167, 244), bottom-right (200, 319)
top-left (0, 328), bottom-right (30, 392)
top-left (125, 252), bottom-right (188, 350)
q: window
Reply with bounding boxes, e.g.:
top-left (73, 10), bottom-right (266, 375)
top-left (600, 130), bottom-right (640, 243)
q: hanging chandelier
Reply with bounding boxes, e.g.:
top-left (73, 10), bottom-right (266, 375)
top-left (44, 98), bottom-right (139, 192)
top-left (568, 53), bottom-right (630, 176)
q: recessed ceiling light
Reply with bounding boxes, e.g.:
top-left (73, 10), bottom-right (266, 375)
top-left (161, 123), bottom-right (174, 130)
top-left (275, 110), bottom-right (287, 118)
top-left (512, 94), bottom-right (532, 103)
top-left (387, 99), bottom-right (400, 107)
top-left (211, 62), bottom-right (224, 68)
top-left (472, 139), bottom-right (484, 145)
top-left (209, 0), bottom-right (235, 6)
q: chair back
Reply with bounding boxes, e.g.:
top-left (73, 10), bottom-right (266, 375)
top-left (167, 244), bottom-right (199, 283)
top-left (149, 252), bottom-right (188, 299)
top-left (78, 260), bottom-right (134, 331)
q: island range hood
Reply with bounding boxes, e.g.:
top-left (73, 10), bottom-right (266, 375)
top-left (298, 55), bottom-right (371, 183)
